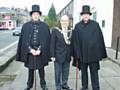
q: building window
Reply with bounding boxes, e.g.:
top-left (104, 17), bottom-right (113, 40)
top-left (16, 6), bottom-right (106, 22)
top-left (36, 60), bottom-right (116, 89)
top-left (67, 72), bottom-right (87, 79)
top-left (2, 14), bottom-right (5, 18)
top-left (9, 21), bottom-right (11, 26)
top-left (102, 20), bottom-right (105, 28)
top-left (92, 11), bottom-right (97, 21)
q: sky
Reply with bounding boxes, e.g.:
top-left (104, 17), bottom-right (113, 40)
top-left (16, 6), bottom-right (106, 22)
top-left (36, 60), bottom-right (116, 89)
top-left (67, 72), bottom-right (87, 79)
top-left (0, 0), bottom-right (71, 15)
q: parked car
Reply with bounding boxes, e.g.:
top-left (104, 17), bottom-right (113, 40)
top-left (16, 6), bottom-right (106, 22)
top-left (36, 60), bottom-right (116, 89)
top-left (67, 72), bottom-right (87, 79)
top-left (12, 27), bottom-right (22, 36)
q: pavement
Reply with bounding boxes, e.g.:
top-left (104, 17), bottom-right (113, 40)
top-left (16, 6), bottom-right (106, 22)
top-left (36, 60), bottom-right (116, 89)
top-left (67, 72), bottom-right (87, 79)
top-left (0, 41), bottom-right (18, 72)
top-left (0, 48), bottom-right (120, 90)
top-left (106, 48), bottom-right (120, 65)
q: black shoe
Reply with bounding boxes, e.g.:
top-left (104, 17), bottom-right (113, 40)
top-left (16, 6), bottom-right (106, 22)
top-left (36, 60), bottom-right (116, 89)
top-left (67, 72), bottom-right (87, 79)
top-left (62, 86), bottom-right (73, 90)
top-left (24, 86), bottom-right (31, 90)
top-left (42, 85), bottom-right (48, 90)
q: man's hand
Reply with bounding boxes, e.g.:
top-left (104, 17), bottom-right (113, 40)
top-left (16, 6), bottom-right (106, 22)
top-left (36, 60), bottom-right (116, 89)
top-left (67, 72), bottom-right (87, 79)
top-left (51, 57), bottom-right (55, 62)
top-left (30, 49), bottom-right (41, 56)
top-left (35, 50), bottom-right (41, 55)
top-left (30, 49), bottom-right (36, 56)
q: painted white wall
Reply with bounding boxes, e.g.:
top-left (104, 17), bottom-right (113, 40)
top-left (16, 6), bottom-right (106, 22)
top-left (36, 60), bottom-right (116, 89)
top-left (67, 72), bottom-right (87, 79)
top-left (73, 0), bottom-right (114, 47)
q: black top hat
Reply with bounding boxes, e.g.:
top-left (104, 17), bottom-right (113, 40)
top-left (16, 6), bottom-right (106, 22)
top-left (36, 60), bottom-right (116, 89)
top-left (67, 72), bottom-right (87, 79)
top-left (80, 5), bottom-right (92, 15)
top-left (30, 4), bottom-right (42, 16)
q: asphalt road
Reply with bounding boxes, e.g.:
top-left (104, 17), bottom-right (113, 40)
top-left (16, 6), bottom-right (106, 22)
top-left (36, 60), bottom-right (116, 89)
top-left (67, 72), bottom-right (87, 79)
top-left (0, 30), bottom-right (19, 50)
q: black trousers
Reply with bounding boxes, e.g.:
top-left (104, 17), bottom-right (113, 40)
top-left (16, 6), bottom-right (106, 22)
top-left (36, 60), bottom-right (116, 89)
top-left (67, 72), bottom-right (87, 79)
top-left (80, 62), bottom-right (100, 90)
top-left (27, 67), bottom-right (46, 88)
top-left (54, 61), bottom-right (70, 89)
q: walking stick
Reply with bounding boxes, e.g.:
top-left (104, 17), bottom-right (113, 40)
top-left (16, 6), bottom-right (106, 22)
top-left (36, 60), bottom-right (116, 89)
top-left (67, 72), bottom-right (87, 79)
top-left (76, 60), bottom-right (78, 90)
top-left (33, 56), bottom-right (37, 90)
top-left (33, 46), bottom-right (41, 90)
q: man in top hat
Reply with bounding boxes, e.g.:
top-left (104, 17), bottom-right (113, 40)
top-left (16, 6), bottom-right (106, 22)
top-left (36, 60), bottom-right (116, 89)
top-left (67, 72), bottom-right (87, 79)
top-left (72, 5), bottom-right (107, 90)
top-left (16, 4), bottom-right (50, 90)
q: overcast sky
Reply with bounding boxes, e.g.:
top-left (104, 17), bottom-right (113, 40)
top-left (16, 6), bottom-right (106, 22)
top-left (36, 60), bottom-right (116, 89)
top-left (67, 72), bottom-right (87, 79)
top-left (0, 0), bottom-right (71, 15)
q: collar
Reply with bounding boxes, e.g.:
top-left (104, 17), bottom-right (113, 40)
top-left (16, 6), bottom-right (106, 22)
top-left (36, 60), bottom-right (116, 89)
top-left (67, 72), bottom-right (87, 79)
top-left (31, 20), bottom-right (41, 25)
top-left (82, 19), bottom-right (91, 25)
top-left (54, 27), bottom-right (62, 33)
